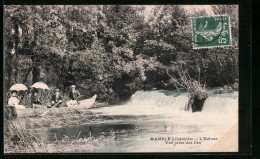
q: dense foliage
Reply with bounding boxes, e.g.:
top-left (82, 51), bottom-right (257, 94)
top-left (4, 5), bottom-right (238, 103)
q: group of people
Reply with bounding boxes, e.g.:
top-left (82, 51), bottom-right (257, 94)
top-left (49, 85), bottom-right (81, 108)
top-left (7, 85), bottom-right (81, 109)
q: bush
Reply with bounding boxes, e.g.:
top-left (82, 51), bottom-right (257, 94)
top-left (167, 67), bottom-right (209, 112)
top-left (214, 82), bottom-right (239, 94)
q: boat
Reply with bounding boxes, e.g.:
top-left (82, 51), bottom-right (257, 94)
top-left (66, 94), bottom-right (97, 108)
top-left (16, 94), bottom-right (97, 117)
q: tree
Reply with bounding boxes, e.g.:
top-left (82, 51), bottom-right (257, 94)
top-left (4, 6), bottom-right (69, 86)
top-left (4, 5), bottom-right (239, 103)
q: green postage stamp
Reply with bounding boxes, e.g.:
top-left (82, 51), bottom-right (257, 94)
top-left (192, 15), bottom-right (232, 49)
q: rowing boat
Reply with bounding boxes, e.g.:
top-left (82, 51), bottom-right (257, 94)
top-left (16, 94), bottom-right (97, 117)
top-left (66, 94), bottom-right (97, 108)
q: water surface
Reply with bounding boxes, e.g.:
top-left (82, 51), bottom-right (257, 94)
top-left (38, 90), bottom-right (238, 152)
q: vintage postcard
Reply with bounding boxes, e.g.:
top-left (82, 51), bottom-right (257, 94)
top-left (4, 5), bottom-right (239, 153)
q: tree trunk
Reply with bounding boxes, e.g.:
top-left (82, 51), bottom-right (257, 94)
top-left (31, 6), bottom-right (41, 84)
top-left (31, 55), bottom-right (41, 83)
top-left (23, 67), bottom-right (32, 83)
top-left (12, 56), bottom-right (18, 84)
top-left (198, 67), bottom-right (201, 83)
top-left (11, 22), bottom-right (20, 84)
top-left (32, 65), bottom-right (40, 83)
top-left (66, 59), bottom-right (75, 86)
top-left (5, 53), bottom-right (14, 90)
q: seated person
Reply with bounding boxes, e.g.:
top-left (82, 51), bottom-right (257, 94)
top-left (66, 85), bottom-right (81, 106)
top-left (50, 89), bottom-right (63, 108)
top-left (8, 90), bottom-right (26, 110)
top-left (31, 91), bottom-right (42, 105)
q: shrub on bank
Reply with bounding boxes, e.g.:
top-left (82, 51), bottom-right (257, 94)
top-left (213, 82), bottom-right (239, 94)
top-left (184, 81), bottom-right (208, 112)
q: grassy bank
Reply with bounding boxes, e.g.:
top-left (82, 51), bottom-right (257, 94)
top-left (4, 102), bottom-right (119, 153)
top-left (5, 118), bottom-right (118, 153)
top-left (26, 110), bottom-right (115, 129)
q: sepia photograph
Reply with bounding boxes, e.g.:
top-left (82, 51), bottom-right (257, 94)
top-left (4, 5), bottom-right (239, 153)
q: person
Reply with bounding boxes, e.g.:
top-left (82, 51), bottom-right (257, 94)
top-left (50, 89), bottom-right (63, 108)
top-left (8, 90), bottom-right (26, 110)
top-left (31, 91), bottom-right (42, 105)
top-left (8, 91), bottom-right (19, 106)
top-left (6, 90), bottom-right (25, 120)
top-left (67, 85), bottom-right (81, 106)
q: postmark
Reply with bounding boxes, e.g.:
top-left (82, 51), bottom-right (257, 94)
top-left (192, 15), bottom-right (232, 49)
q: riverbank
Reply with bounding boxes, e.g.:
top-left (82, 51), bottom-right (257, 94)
top-left (4, 103), bottom-right (118, 153)
top-left (18, 102), bottom-right (112, 129)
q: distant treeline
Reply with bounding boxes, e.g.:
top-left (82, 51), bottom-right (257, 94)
top-left (4, 5), bottom-right (238, 102)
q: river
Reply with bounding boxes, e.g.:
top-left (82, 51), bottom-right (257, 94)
top-left (37, 90), bottom-right (238, 152)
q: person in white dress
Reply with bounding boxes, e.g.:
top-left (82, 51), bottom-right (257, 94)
top-left (8, 91), bottom-right (26, 109)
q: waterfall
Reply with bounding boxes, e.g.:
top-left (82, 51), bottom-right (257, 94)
top-left (128, 90), bottom-right (238, 115)
top-left (202, 92), bottom-right (238, 114)
top-left (94, 90), bottom-right (238, 116)
top-left (128, 90), bottom-right (190, 113)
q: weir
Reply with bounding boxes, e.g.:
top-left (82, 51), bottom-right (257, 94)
top-left (93, 90), bottom-right (238, 116)
top-left (202, 93), bottom-right (238, 114)
top-left (129, 90), bottom-right (190, 113)
top-left (128, 90), bottom-right (238, 114)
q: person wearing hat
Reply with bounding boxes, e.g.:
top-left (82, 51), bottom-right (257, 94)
top-left (31, 91), bottom-right (42, 106)
top-left (6, 90), bottom-right (26, 120)
top-left (8, 90), bottom-right (19, 106)
top-left (50, 89), bottom-right (63, 108)
top-left (67, 85), bottom-right (81, 106)
top-left (8, 90), bottom-right (26, 109)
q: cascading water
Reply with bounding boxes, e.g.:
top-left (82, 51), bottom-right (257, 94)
top-left (202, 92), bottom-right (238, 114)
top-left (94, 90), bottom-right (238, 116)
top-left (129, 90), bottom-right (190, 113)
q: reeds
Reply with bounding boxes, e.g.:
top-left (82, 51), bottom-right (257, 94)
top-left (4, 107), bottom-right (116, 153)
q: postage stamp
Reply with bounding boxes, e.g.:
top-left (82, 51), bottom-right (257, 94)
top-left (192, 15), bottom-right (232, 49)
